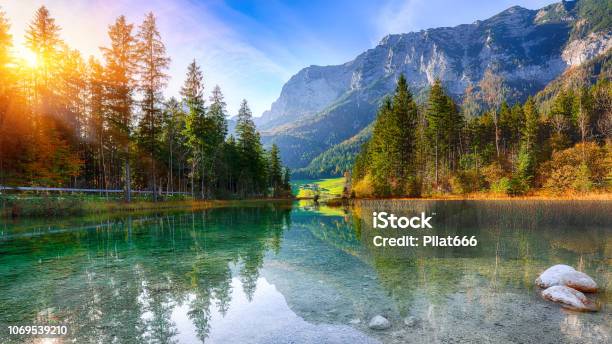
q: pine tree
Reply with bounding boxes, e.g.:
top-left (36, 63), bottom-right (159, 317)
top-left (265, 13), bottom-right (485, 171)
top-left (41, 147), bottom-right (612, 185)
top-left (235, 100), bottom-right (266, 196)
top-left (423, 79), bottom-right (464, 187)
top-left (136, 12), bottom-right (170, 200)
top-left (511, 97), bottom-right (539, 194)
top-left (0, 8), bottom-right (12, 185)
top-left (86, 57), bottom-right (108, 191)
top-left (24, 6), bottom-right (83, 187)
top-left (206, 85), bottom-right (228, 196)
top-left (479, 69), bottom-right (506, 158)
top-left (393, 74), bottom-right (419, 181)
top-left (25, 6), bottom-right (61, 86)
top-left (268, 144), bottom-right (283, 196)
top-left (425, 79), bottom-right (449, 186)
top-left (181, 60), bottom-right (205, 197)
top-left (548, 89), bottom-right (574, 150)
top-left (522, 98), bottom-right (539, 149)
top-left (161, 97), bottom-right (187, 194)
top-left (282, 167), bottom-right (291, 194)
top-left (356, 75), bottom-right (419, 196)
top-left (352, 141), bottom-right (369, 182)
top-left (101, 15), bottom-right (138, 201)
top-left (208, 85), bottom-right (227, 142)
top-left (573, 88), bottom-right (592, 146)
top-left (368, 97), bottom-right (395, 196)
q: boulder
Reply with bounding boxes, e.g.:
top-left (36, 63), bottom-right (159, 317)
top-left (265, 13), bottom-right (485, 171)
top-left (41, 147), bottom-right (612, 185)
top-left (541, 286), bottom-right (598, 312)
top-left (535, 264), bottom-right (597, 292)
top-left (562, 270), bottom-right (598, 293)
top-left (368, 315), bottom-right (391, 330)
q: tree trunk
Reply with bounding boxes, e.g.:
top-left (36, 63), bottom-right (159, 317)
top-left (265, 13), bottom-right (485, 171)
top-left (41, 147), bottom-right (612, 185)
top-left (434, 137), bottom-right (439, 187)
top-left (152, 156), bottom-right (157, 202)
top-left (169, 140), bottom-right (173, 194)
top-left (190, 160), bottom-right (195, 199)
top-left (494, 113), bottom-right (500, 158)
top-left (125, 158), bottom-right (131, 203)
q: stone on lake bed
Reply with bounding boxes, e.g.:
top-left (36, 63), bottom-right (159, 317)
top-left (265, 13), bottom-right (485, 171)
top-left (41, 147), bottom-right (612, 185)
top-left (403, 316), bottom-right (418, 327)
top-left (541, 286), bottom-right (598, 312)
top-left (535, 264), bottom-right (597, 292)
top-left (368, 315), bottom-right (391, 330)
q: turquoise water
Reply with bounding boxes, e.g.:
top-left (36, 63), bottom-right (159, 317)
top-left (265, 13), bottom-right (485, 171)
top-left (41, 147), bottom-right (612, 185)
top-left (0, 200), bottom-right (610, 343)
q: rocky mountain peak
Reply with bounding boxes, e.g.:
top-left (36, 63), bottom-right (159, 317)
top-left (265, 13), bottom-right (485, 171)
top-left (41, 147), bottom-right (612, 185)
top-left (258, 0), bottom-right (611, 170)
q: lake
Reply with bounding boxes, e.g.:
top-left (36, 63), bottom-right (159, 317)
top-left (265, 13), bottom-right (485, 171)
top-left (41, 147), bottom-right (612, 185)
top-left (0, 200), bottom-right (610, 343)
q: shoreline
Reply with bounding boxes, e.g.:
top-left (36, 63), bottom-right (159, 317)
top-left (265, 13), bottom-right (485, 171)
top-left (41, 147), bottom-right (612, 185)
top-left (0, 196), bottom-right (294, 219)
top-left (320, 192), bottom-right (612, 205)
top-left (354, 193), bottom-right (612, 201)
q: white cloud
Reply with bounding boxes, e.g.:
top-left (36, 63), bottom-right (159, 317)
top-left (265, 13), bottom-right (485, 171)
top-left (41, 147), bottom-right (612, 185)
top-left (374, 0), bottom-right (424, 41)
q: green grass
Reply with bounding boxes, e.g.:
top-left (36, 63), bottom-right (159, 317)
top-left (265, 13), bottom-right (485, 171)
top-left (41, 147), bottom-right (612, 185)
top-left (292, 177), bottom-right (345, 198)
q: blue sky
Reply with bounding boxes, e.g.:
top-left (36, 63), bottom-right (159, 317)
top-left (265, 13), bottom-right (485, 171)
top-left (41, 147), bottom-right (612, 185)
top-left (4, 0), bottom-right (557, 116)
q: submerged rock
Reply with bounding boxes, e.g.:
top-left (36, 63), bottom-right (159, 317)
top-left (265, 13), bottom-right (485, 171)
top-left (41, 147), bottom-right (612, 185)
top-left (535, 264), bottom-right (598, 292)
top-left (368, 315), bottom-right (391, 330)
top-left (541, 286), bottom-right (598, 312)
top-left (403, 316), bottom-right (418, 327)
top-left (36, 307), bottom-right (59, 322)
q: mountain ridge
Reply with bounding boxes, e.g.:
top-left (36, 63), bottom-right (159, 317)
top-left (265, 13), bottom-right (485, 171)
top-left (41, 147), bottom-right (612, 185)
top-left (258, 0), bottom-right (612, 172)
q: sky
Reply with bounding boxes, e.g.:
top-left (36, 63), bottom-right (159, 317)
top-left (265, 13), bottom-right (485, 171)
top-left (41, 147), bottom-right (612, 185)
top-left (1, 0), bottom-right (557, 117)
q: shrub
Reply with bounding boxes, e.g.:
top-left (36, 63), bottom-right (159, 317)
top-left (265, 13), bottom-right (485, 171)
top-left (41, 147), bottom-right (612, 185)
top-left (481, 162), bottom-right (510, 187)
top-left (507, 176), bottom-right (530, 196)
top-left (490, 177), bottom-right (511, 194)
top-left (539, 142), bottom-right (609, 192)
top-left (572, 162), bottom-right (593, 193)
top-left (450, 169), bottom-right (483, 194)
top-left (353, 174), bottom-right (374, 198)
top-left (544, 165), bottom-right (578, 193)
top-left (404, 176), bottom-right (422, 197)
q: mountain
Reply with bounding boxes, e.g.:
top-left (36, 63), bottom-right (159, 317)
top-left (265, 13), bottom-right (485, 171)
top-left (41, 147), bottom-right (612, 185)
top-left (294, 124), bottom-right (373, 178)
top-left (258, 0), bottom-right (612, 174)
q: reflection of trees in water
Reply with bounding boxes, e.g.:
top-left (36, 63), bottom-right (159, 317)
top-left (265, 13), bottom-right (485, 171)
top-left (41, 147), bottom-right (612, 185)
top-left (0, 202), bottom-right (292, 344)
top-left (314, 201), bottom-right (610, 316)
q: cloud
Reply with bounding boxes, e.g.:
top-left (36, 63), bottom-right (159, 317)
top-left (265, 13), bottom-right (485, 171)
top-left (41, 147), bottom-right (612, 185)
top-left (372, 0), bottom-right (558, 44)
top-left (374, 0), bottom-right (424, 40)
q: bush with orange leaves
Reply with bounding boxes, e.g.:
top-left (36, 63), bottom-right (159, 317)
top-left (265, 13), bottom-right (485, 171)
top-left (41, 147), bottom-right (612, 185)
top-left (539, 143), bottom-right (610, 193)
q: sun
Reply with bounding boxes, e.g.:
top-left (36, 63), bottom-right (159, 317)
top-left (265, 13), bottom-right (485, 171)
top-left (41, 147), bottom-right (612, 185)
top-left (15, 45), bottom-right (39, 68)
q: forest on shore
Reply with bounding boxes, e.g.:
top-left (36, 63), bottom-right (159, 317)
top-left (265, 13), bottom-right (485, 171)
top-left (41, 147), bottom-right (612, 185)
top-left (0, 6), bottom-right (291, 202)
top-left (352, 71), bottom-right (611, 198)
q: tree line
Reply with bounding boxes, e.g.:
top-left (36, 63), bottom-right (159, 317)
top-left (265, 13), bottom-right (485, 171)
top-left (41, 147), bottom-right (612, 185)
top-left (0, 6), bottom-right (291, 201)
top-left (353, 70), bottom-right (611, 197)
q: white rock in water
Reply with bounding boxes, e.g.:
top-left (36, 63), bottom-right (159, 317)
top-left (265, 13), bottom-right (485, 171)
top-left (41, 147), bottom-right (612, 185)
top-left (541, 285), bottom-right (598, 312)
top-left (562, 270), bottom-right (598, 293)
top-left (349, 318), bottom-right (361, 325)
top-left (368, 315), bottom-right (391, 330)
top-left (535, 264), bottom-right (598, 292)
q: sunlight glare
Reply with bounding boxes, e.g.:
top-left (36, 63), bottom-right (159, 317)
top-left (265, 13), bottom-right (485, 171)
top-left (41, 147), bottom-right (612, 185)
top-left (15, 45), bottom-right (38, 68)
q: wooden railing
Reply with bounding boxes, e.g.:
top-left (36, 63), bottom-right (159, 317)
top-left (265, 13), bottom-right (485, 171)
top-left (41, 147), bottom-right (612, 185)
top-left (0, 185), bottom-right (189, 195)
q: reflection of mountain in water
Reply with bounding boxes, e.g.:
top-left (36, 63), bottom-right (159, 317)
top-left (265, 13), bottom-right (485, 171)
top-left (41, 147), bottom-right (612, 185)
top-left (261, 215), bottom-right (396, 326)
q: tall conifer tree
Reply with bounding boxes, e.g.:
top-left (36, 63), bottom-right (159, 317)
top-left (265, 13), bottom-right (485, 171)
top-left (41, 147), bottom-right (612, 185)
top-left (101, 15), bottom-right (138, 201)
top-left (136, 12), bottom-right (170, 200)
